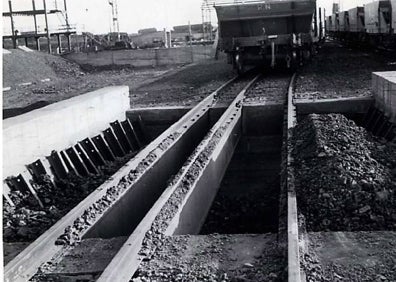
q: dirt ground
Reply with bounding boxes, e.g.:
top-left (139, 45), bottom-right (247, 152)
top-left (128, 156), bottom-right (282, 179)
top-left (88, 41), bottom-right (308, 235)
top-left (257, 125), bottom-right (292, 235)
top-left (6, 41), bottom-right (395, 116)
top-left (302, 231), bottom-right (396, 282)
top-left (3, 63), bottom-right (176, 111)
top-left (295, 41), bottom-right (396, 99)
top-left (130, 59), bottom-right (234, 108)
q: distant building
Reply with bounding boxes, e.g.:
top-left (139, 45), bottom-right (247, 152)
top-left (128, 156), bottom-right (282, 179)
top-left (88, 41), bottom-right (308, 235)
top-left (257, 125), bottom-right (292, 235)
top-left (105, 32), bottom-right (130, 43)
top-left (138, 28), bottom-right (158, 35)
top-left (131, 23), bottom-right (215, 49)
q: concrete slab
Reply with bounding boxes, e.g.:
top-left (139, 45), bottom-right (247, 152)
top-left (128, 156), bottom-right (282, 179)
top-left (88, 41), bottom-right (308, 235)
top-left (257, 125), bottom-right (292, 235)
top-left (295, 96), bottom-right (374, 114)
top-left (3, 86), bottom-right (129, 179)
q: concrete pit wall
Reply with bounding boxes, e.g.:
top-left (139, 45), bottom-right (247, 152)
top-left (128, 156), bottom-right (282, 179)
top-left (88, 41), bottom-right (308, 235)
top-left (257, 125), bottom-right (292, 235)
top-left (372, 71), bottom-right (396, 123)
top-left (63, 46), bottom-right (214, 69)
top-left (3, 86), bottom-right (130, 179)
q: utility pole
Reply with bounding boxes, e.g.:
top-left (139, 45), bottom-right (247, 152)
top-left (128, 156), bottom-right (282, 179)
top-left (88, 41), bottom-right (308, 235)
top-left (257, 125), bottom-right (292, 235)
top-left (189, 21), bottom-right (193, 62)
top-left (8, 0), bottom-right (17, 48)
top-left (43, 0), bottom-right (52, 53)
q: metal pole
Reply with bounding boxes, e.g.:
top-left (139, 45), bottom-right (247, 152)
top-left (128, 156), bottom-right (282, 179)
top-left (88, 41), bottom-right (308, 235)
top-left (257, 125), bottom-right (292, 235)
top-left (43, 0), bottom-right (52, 53)
top-left (67, 34), bottom-right (71, 51)
top-left (324, 8), bottom-right (326, 37)
top-left (63, 0), bottom-right (70, 32)
top-left (8, 0), bottom-right (17, 49)
top-left (202, 7), bottom-right (205, 41)
top-left (314, 5), bottom-right (318, 37)
top-left (319, 8), bottom-right (323, 40)
top-left (208, 8), bottom-right (212, 41)
top-left (189, 21), bottom-right (193, 62)
top-left (115, 0), bottom-right (120, 41)
top-left (32, 0), bottom-right (38, 34)
top-left (57, 34), bottom-right (62, 53)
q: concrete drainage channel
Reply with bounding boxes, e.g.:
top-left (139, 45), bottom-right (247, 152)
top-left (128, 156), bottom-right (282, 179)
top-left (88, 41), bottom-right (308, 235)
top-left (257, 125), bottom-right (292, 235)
top-left (6, 69), bottom-right (394, 281)
top-left (95, 74), bottom-right (290, 282)
top-left (4, 73), bottom-right (260, 281)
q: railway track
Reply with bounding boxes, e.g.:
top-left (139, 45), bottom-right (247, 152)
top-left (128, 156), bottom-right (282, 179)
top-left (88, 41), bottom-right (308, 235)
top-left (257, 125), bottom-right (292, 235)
top-left (5, 71), bottom-right (305, 282)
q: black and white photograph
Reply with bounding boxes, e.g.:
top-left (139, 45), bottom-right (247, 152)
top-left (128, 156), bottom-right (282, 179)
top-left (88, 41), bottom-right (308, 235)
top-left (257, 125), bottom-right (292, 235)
top-left (2, 0), bottom-right (396, 281)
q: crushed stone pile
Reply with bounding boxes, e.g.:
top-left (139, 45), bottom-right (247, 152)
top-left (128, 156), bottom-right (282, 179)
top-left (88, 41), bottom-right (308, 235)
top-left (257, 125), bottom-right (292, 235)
top-left (292, 114), bottom-right (396, 232)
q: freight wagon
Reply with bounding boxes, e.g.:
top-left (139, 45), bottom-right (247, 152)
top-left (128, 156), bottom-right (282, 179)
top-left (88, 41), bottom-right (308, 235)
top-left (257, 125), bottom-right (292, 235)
top-left (215, 0), bottom-right (318, 73)
top-left (326, 0), bottom-right (396, 49)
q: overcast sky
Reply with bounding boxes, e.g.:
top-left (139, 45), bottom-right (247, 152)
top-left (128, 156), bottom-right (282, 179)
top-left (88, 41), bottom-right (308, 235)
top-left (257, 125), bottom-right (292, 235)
top-left (3, 0), bottom-right (375, 34)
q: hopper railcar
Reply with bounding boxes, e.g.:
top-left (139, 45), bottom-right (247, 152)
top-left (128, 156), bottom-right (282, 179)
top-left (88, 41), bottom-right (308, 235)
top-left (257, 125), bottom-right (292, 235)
top-left (326, 0), bottom-right (396, 49)
top-left (214, 0), bottom-right (318, 73)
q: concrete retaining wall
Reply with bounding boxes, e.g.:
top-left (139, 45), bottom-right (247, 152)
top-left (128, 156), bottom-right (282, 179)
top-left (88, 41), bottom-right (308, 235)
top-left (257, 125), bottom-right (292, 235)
top-left (372, 71), bottom-right (396, 122)
top-left (63, 46), bottom-right (214, 68)
top-left (3, 86), bottom-right (130, 179)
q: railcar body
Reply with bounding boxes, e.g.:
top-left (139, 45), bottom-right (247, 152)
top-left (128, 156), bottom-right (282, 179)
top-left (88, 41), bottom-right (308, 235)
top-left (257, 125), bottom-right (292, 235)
top-left (348, 7), bottom-right (365, 33)
top-left (365, 0), bottom-right (392, 34)
top-left (326, 0), bottom-right (396, 49)
top-left (215, 0), bottom-right (317, 73)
